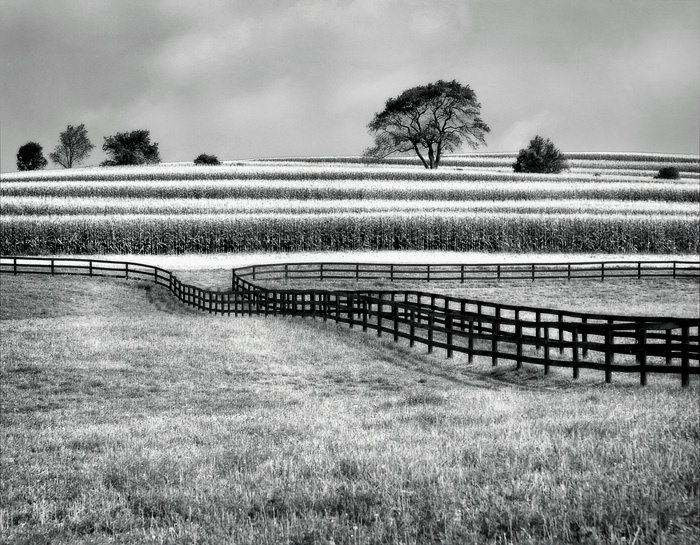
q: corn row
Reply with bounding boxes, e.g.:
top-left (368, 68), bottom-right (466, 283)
top-left (2, 213), bottom-right (696, 255)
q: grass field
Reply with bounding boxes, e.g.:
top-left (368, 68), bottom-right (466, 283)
top-left (1, 270), bottom-right (699, 545)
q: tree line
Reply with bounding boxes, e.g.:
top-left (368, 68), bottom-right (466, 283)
top-left (16, 127), bottom-right (161, 171)
top-left (17, 79), bottom-right (572, 174)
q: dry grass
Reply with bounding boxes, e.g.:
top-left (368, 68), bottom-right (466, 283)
top-left (1, 273), bottom-right (698, 544)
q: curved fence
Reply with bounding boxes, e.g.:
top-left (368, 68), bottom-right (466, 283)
top-left (1, 256), bottom-right (698, 387)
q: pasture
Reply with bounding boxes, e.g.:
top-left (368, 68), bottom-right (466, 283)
top-left (1, 153), bottom-right (699, 543)
top-left (1, 273), bottom-right (699, 544)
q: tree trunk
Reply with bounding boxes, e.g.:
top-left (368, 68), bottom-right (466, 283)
top-left (427, 144), bottom-right (435, 169)
top-left (413, 145), bottom-right (430, 169)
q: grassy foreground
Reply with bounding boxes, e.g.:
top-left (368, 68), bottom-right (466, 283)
top-left (1, 274), bottom-right (698, 545)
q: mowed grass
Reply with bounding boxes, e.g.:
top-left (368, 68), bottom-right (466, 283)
top-left (259, 277), bottom-right (700, 319)
top-left (1, 275), bottom-right (699, 545)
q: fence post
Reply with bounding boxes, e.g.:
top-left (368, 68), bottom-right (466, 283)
top-left (673, 262), bottom-right (677, 279)
top-left (460, 264), bottom-right (465, 283)
top-left (491, 308), bottom-right (500, 366)
top-left (567, 263), bottom-right (571, 281)
top-left (558, 312), bottom-right (565, 354)
top-left (637, 262), bottom-right (642, 279)
top-left (427, 313), bottom-right (434, 354)
top-left (51, 259), bottom-right (55, 276)
top-left (467, 319), bottom-right (474, 363)
top-left (515, 318), bottom-right (523, 369)
top-left (581, 317), bottom-right (588, 358)
top-left (605, 324), bottom-right (614, 384)
top-left (426, 264), bottom-right (431, 283)
top-left (535, 311), bottom-right (542, 350)
top-left (446, 310), bottom-right (453, 359)
top-left (601, 262), bottom-right (605, 281)
top-left (665, 329), bottom-right (673, 365)
top-left (409, 309), bottom-right (416, 347)
top-left (637, 325), bottom-right (647, 386)
top-left (497, 264), bottom-right (501, 281)
top-left (543, 326), bottom-right (550, 375)
top-left (681, 326), bottom-right (689, 387)
top-left (89, 260), bottom-right (93, 277)
top-left (362, 298), bottom-right (368, 332)
top-left (392, 302), bottom-right (399, 342)
top-left (531, 263), bottom-right (535, 281)
top-left (348, 295), bottom-right (354, 328)
top-left (572, 326), bottom-right (580, 379)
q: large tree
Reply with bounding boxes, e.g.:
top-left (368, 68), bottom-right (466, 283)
top-left (364, 79), bottom-right (490, 169)
top-left (101, 130), bottom-right (161, 166)
top-left (49, 123), bottom-right (95, 168)
top-left (16, 142), bottom-right (48, 171)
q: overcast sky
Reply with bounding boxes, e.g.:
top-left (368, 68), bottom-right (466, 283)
top-left (1, 0), bottom-right (698, 171)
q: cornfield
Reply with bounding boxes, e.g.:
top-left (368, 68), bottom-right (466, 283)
top-left (1, 153), bottom-right (698, 255)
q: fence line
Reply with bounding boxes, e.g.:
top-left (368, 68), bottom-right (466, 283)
top-left (1, 256), bottom-right (698, 387)
top-left (232, 260), bottom-right (700, 284)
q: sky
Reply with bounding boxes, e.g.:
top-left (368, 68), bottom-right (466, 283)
top-left (1, 0), bottom-right (698, 172)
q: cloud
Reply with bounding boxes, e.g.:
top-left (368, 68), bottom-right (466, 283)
top-left (1, 0), bottom-right (698, 171)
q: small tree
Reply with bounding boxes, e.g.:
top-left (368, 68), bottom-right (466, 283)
top-left (49, 123), bottom-right (95, 168)
top-left (101, 130), bottom-right (161, 166)
top-left (364, 80), bottom-right (490, 169)
top-left (513, 135), bottom-right (569, 174)
top-left (16, 142), bottom-right (48, 171)
top-left (194, 153), bottom-right (220, 165)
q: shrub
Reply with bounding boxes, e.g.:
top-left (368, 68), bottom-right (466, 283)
top-left (513, 135), bottom-right (569, 174)
top-left (194, 153), bottom-right (220, 165)
top-left (655, 166), bottom-right (680, 180)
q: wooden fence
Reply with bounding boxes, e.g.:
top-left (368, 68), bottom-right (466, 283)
top-left (233, 260), bottom-right (700, 284)
top-left (0, 257), bottom-right (252, 316)
top-left (1, 256), bottom-right (698, 386)
top-left (230, 260), bottom-right (699, 387)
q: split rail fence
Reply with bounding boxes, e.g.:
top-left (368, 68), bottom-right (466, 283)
top-left (1, 256), bottom-right (698, 387)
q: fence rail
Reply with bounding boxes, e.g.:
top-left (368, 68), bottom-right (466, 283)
top-left (232, 260), bottom-right (700, 283)
top-left (2, 256), bottom-right (698, 387)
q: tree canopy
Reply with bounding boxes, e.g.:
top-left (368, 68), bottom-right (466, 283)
top-left (49, 124), bottom-right (94, 168)
top-left (512, 135), bottom-right (569, 174)
top-left (101, 130), bottom-right (161, 166)
top-left (364, 80), bottom-right (490, 169)
top-left (16, 142), bottom-right (48, 171)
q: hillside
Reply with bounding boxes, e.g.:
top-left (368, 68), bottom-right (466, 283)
top-left (1, 153), bottom-right (698, 255)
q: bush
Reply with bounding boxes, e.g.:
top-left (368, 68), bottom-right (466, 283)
top-left (513, 135), bottom-right (568, 174)
top-left (655, 166), bottom-right (680, 180)
top-left (194, 153), bottom-right (220, 165)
